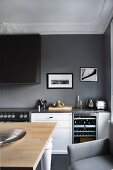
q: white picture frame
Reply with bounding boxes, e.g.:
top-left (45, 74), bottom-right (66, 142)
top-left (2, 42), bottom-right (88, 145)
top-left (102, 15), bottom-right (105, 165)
top-left (80, 67), bottom-right (97, 82)
top-left (47, 73), bottom-right (73, 89)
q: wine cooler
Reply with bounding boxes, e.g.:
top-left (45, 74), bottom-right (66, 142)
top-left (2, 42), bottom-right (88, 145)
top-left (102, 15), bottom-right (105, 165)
top-left (73, 113), bottom-right (97, 143)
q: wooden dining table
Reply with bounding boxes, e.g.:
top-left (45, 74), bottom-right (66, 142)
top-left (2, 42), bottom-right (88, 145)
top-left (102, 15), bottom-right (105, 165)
top-left (0, 122), bottom-right (57, 170)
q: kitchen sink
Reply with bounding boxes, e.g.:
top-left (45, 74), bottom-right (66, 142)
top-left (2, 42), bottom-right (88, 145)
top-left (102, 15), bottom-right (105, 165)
top-left (0, 129), bottom-right (26, 146)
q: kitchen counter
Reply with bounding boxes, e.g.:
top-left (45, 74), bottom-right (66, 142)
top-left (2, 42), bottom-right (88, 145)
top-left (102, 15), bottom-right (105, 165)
top-left (0, 122), bottom-right (57, 170)
top-left (31, 108), bottom-right (108, 113)
top-left (31, 108), bottom-right (72, 113)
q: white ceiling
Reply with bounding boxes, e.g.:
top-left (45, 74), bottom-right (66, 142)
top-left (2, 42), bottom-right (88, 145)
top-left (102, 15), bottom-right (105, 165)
top-left (0, 0), bottom-right (113, 34)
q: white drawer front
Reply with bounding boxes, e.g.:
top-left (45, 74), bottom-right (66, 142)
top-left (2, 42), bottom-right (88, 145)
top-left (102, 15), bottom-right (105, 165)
top-left (31, 113), bottom-right (71, 122)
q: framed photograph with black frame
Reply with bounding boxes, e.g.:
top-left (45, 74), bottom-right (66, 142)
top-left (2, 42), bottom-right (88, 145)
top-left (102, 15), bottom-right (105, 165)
top-left (80, 67), bottom-right (98, 82)
top-left (47, 73), bottom-right (73, 89)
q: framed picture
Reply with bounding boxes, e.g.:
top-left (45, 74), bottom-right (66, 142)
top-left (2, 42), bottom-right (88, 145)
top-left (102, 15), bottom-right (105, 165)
top-left (80, 67), bottom-right (97, 82)
top-left (47, 73), bottom-right (73, 89)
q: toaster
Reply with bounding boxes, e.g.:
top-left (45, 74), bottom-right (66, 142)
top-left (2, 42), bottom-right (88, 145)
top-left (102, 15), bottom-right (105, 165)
top-left (96, 100), bottom-right (106, 110)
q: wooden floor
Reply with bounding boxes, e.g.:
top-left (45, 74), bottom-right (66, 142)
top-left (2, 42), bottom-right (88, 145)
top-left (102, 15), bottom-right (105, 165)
top-left (37, 154), bottom-right (68, 170)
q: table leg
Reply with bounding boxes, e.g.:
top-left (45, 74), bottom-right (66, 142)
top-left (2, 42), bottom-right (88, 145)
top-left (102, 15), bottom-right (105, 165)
top-left (41, 138), bottom-right (52, 170)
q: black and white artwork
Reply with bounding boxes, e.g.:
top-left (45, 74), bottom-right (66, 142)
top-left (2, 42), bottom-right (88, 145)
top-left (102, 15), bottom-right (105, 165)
top-left (80, 68), bottom-right (97, 81)
top-left (47, 73), bottom-right (73, 89)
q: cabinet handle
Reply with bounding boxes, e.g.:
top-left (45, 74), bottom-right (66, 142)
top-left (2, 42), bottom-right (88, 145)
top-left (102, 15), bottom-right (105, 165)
top-left (49, 116), bottom-right (53, 119)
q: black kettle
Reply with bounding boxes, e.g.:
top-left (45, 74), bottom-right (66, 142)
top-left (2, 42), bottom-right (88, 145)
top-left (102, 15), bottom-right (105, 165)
top-left (86, 98), bottom-right (94, 109)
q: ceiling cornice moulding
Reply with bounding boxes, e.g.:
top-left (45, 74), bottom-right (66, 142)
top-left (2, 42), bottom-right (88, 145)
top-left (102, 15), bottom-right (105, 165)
top-left (0, 22), bottom-right (105, 35)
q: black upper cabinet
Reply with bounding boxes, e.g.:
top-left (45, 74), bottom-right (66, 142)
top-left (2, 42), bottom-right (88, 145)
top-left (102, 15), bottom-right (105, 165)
top-left (0, 34), bottom-right (41, 84)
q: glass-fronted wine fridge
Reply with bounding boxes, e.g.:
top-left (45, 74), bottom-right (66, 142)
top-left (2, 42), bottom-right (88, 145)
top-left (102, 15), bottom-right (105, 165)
top-left (73, 112), bottom-right (98, 143)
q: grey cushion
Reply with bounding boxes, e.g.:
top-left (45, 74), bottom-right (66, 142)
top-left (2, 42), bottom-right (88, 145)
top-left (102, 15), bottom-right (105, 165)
top-left (68, 138), bottom-right (110, 165)
top-left (69, 154), bottom-right (113, 170)
top-left (109, 122), bottom-right (113, 155)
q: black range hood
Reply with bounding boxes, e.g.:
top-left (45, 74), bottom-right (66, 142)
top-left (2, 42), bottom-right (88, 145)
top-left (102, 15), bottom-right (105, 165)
top-left (0, 34), bottom-right (41, 84)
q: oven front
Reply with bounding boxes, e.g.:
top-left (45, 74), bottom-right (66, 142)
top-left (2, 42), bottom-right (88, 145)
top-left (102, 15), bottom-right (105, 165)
top-left (0, 109), bottom-right (30, 122)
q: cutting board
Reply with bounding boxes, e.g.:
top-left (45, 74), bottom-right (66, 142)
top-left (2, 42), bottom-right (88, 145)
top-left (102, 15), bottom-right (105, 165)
top-left (48, 106), bottom-right (72, 112)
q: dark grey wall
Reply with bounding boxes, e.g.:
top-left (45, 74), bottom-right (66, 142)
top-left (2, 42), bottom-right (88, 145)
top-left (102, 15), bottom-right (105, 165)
top-left (104, 25), bottom-right (111, 111)
top-left (0, 35), bottom-right (106, 108)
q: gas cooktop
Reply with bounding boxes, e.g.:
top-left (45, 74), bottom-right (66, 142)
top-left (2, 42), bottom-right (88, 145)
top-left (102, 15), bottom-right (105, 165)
top-left (0, 108), bottom-right (33, 122)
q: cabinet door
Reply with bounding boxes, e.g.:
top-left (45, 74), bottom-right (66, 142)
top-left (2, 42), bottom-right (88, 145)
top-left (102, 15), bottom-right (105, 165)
top-left (52, 128), bottom-right (71, 154)
top-left (52, 115), bottom-right (72, 154)
top-left (98, 112), bottom-right (110, 139)
top-left (31, 112), bottom-right (72, 154)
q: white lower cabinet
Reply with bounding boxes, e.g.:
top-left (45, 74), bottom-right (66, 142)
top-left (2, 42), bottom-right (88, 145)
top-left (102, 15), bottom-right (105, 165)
top-left (31, 112), bottom-right (72, 154)
top-left (52, 128), bottom-right (71, 153)
top-left (97, 111), bottom-right (111, 139)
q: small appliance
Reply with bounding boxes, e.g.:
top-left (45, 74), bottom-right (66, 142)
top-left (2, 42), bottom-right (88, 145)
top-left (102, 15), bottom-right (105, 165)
top-left (96, 101), bottom-right (106, 110)
top-left (37, 99), bottom-right (47, 110)
top-left (86, 98), bottom-right (94, 109)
